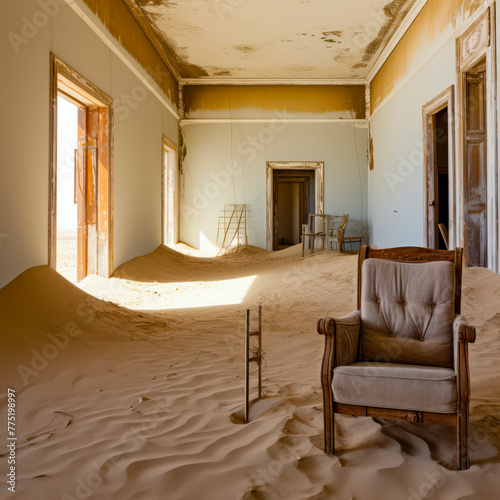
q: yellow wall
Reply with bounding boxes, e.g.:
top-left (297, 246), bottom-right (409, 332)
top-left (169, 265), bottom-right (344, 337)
top-left (183, 85), bottom-right (366, 119)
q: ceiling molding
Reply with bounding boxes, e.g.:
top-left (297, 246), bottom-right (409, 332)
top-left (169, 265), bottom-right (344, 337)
top-left (366, 0), bottom-right (428, 82)
top-left (121, 0), bottom-right (182, 82)
top-left (180, 118), bottom-right (368, 124)
top-left (181, 78), bottom-right (366, 86)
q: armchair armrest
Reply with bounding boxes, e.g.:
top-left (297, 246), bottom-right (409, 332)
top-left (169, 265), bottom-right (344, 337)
top-left (318, 311), bottom-right (361, 369)
top-left (317, 311), bottom-right (360, 454)
top-left (453, 315), bottom-right (476, 373)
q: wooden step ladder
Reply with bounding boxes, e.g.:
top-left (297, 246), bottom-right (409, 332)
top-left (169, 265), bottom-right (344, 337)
top-left (217, 204), bottom-right (248, 250)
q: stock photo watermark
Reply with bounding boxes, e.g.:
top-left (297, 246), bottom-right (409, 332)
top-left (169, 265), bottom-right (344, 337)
top-left (384, 138), bottom-right (423, 192)
top-left (60, 396), bottom-right (173, 500)
top-left (6, 388), bottom-right (17, 494)
top-left (16, 284), bottom-right (121, 386)
top-left (7, 0), bottom-right (66, 54)
top-left (181, 109), bottom-right (295, 222)
top-left (115, 63), bottom-right (174, 121)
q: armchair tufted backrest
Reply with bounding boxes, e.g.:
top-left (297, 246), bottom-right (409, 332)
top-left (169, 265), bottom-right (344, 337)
top-left (357, 246), bottom-right (463, 369)
top-left (360, 259), bottom-right (455, 367)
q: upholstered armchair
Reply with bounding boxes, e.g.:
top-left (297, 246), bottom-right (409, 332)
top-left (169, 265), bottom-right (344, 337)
top-left (318, 246), bottom-right (476, 470)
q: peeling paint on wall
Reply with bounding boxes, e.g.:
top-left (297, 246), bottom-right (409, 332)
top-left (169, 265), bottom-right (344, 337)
top-left (363, 0), bottom-right (415, 63)
top-left (81, 0), bottom-right (179, 107)
top-left (370, 0), bottom-right (487, 112)
top-left (183, 85), bottom-right (366, 119)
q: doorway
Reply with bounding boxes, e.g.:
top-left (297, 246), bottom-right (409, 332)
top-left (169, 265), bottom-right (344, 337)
top-left (161, 135), bottom-right (178, 246)
top-left (423, 86), bottom-right (455, 250)
top-left (55, 96), bottom-right (79, 282)
top-left (266, 161), bottom-right (324, 251)
top-left (274, 169), bottom-right (314, 249)
top-left (49, 54), bottom-right (113, 282)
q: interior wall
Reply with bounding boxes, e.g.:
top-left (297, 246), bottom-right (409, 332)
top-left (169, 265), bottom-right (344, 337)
top-left (179, 121), bottom-right (368, 251)
top-left (369, 43), bottom-right (456, 248)
top-left (0, 0), bottom-right (178, 288)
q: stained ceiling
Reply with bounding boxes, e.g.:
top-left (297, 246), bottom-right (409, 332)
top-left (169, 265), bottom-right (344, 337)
top-left (124, 0), bottom-right (418, 80)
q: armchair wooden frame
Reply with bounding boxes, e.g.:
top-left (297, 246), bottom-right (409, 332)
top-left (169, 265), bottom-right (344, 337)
top-left (317, 246), bottom-right (476, 470)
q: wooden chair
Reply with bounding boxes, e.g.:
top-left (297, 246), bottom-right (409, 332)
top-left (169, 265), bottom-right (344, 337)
top-left (317, 246), bottom-right (476, 470)
top-left (302, 214), bottom-right (328, 257)
top-left (439, 223), bottom-right (449, 250)
top-left (326, 215), bottom-right (364, 253)
top-left (325, 214), bottom-right (348, 253)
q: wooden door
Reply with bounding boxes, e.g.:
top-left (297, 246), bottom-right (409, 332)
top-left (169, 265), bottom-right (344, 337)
top-left (76, 107), bottom-right (87, 282)
top-left (86, 107), bottom-right (99, 275)
top-left (272, 169), bottom-right (279, 250)
top-left (464, 69), bottom-right (487, 267)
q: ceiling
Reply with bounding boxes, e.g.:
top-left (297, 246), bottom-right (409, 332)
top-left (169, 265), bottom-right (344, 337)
top-left (125, 0), bottom-right (418, 80)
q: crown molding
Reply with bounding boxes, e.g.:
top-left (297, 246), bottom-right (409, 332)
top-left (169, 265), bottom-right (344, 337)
top-left (121, 0), bottom-right (182, 82)
top-left (180, 118), bottom-right (368, 124)
top-left (180, 78), bottom-right (366, 86)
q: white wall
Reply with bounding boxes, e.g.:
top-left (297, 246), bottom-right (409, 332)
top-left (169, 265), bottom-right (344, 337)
top-left (0, 0), bottom-right (178, 287)
top-left (180, 121), bottom-right (368, 250)
top-left (368, 42), bottom-right (456, 248)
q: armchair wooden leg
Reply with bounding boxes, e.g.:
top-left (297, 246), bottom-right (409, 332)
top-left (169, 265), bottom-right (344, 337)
top-left (322, 387), bottom-right (335, 453)
top-left (457, 411), bottom-right (470, 470)
top-left (325, 410), bottom-right (335, 453)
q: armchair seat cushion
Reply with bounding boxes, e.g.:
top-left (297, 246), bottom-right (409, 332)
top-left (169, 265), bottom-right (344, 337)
top-left (332, 362), bottom-right (457, 414)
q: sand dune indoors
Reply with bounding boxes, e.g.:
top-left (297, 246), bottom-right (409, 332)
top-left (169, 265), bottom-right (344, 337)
top-left (1, 245), bottom-right (500, 499)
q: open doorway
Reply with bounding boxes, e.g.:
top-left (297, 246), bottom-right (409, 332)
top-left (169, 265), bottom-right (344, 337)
top-left (161, 135), bottom-right (178, 246)
top-left (274, 170), bottom-right (314, 249)
top-left (266, 161), bottom-right (324, 251)
top-left (50, 54), bottom-right (113, 282)
top-left (56, 96), bottom-right (79, 281)
top-left (423, 86), bottom-right (455, 250)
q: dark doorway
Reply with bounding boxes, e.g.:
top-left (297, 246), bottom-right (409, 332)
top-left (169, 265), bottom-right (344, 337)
top-left (423, 86), bottom-right (454, 251)
top-left (273, 169), bottom-right (315, 250)
top-left (435, 108), bottom-right (449, 250)
top-left (463, 58), bottom-right (488, 267)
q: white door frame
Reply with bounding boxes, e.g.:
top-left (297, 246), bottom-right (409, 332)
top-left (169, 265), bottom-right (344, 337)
top-left (162, 135), bottom-right (179, 246)
top-left (266, 161), bottom-right (324, 251)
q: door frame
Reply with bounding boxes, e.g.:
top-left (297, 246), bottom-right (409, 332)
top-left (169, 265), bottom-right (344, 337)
top-left (456, 6), bottom-right (498, 270)
top-left (49, 53), bottom-right (114, 279)
top-left (422, 86), bottom-right (455, 249)
top-left (266, 161), bottom-right (324, 251)
top-left (161, 135), bottom-right (179, 246)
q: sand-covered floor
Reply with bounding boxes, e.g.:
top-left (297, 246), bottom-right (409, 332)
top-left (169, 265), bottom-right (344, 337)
top-left (1, 244), bottom-right (500, 500)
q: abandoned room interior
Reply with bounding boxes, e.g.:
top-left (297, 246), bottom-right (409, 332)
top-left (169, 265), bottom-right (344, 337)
top-left (3, 0), bottom-right (500, 498)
